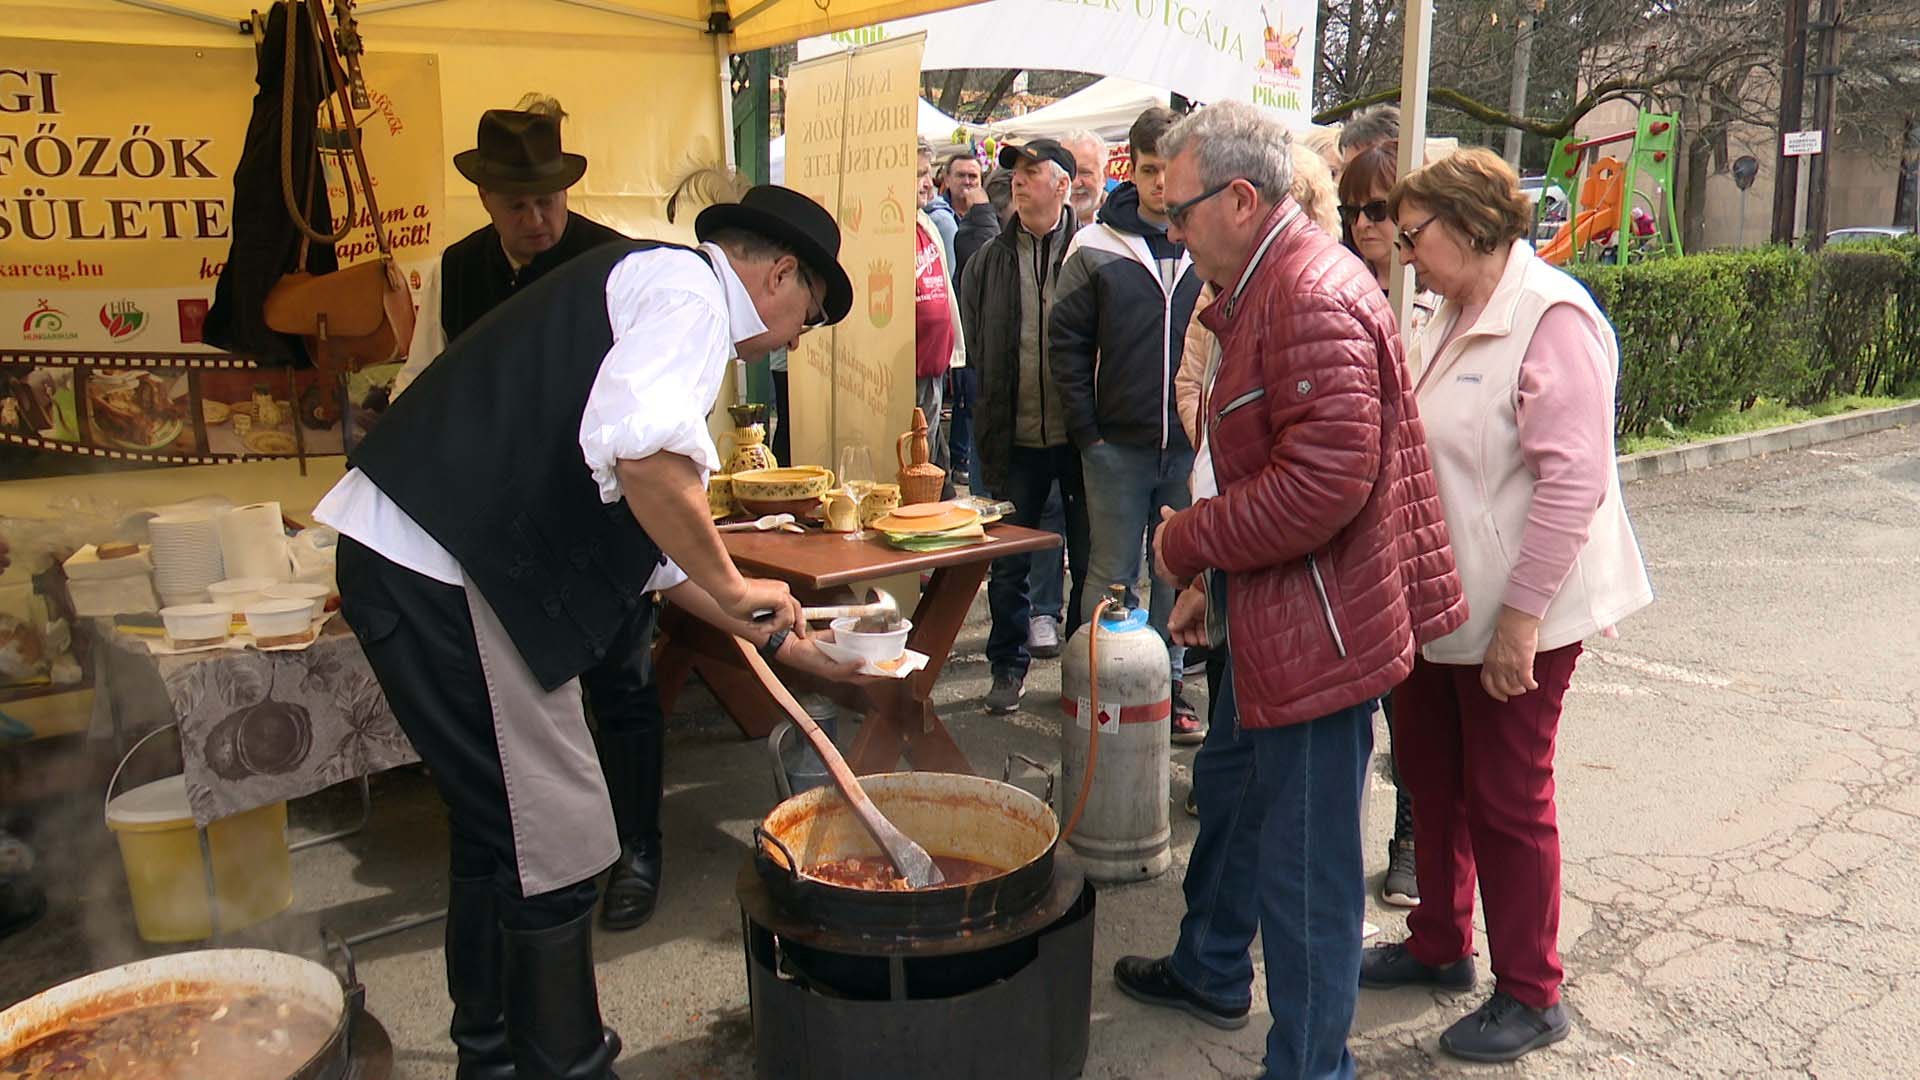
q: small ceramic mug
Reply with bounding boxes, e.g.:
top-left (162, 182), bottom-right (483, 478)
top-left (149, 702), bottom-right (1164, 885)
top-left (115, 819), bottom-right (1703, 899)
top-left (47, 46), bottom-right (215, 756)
top-left (860, 483), bottom-right (901, 525)
top-left (707, 474), bottom-right (734, 517)
top-left (823, 491), bottom-right (860, 532)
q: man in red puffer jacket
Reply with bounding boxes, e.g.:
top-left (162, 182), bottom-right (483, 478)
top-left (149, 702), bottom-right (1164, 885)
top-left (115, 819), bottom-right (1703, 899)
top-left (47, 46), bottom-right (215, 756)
top-left (1113, 102), bottom-right (1465, 1080)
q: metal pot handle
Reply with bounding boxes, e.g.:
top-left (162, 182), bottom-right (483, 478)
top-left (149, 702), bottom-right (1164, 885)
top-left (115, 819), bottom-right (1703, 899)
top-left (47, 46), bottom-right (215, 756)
top-left (103, 723), bottom-right (178, 828)
top-left (753, 824), bottom-right (802, 883)
top-left (767, 721), bottom-right (794, 801)
top-left (321, 929), bottom-right (365, 1065)
top-left (1003, 752), bottom-right (1056, 805)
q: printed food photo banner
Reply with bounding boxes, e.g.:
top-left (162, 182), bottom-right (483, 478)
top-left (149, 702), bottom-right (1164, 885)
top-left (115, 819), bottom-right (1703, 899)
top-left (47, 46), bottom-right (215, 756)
top-left (0, 36), bottom-right (442, 467)
top-left (801, 0), bottom-right (1316, 125)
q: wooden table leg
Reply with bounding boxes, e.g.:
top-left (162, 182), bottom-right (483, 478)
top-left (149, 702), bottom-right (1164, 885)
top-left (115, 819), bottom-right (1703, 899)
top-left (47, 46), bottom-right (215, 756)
top-left (905, 562), bottom-right (988, 697)
top-left (651, 618), bottom-right (695, 718)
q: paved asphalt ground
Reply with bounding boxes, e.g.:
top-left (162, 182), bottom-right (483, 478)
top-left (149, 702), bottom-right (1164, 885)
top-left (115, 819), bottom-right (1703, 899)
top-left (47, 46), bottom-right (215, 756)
top-left (7, 424), bottom-right (1919, 1078)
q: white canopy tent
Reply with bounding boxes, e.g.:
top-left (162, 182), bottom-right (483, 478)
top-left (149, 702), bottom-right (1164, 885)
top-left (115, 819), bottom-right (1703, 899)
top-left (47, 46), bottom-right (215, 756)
top-left (771, 96), bottom-right (978, 183)
top-left (987, 77), bottom-right (1170, 142)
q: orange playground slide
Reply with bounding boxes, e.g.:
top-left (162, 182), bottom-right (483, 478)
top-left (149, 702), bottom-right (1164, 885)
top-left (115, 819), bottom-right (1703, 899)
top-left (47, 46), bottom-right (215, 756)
top-left (1539, 156), bottom-right (1626, 266)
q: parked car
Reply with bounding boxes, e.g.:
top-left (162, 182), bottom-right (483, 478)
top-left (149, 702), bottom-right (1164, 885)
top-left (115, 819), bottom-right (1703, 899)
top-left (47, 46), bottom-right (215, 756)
top-left (1827, 226), bottom-right (1914, 245)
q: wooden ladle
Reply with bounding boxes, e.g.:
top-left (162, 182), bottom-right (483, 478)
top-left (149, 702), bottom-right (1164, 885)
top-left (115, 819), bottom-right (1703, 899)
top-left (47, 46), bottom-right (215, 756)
top-left (733, 635), bottom-right (944, 888)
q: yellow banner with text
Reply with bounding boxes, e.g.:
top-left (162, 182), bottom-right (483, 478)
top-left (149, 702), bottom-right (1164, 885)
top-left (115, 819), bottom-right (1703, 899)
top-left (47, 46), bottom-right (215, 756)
top-left (0, 36), bottom-right (442, 355)
top-left (782, 36), bottom-right (924, 486)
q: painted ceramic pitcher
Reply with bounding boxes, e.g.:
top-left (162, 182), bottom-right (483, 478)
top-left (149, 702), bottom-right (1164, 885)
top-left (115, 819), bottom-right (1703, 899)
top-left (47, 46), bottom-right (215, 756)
top-left (723, 403), bottom-right (777, 476)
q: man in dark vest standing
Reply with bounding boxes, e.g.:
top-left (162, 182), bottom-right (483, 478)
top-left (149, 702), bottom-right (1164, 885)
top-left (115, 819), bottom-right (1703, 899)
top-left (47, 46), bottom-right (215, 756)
top-left (393, 100), bottom-right (672, 937)
top-left (396, 97), bottom-right (628, 394)
top-left (316, 185), bottom-right (855, 1080)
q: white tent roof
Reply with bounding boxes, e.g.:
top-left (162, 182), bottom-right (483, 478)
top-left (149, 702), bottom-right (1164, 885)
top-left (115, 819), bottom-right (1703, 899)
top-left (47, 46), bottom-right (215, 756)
top-left (989, 77), bottom-right (1169, 142)
top-left (772, 97), bottom-right (976, 183)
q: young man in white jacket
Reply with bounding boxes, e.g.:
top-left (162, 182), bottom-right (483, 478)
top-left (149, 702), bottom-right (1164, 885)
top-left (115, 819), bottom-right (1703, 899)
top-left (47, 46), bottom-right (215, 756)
top-left (1048, 107), bottom-right (1207, 741)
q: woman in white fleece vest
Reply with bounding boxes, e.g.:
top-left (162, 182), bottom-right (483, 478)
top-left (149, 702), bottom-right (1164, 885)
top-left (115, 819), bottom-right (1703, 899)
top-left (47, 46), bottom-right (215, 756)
top-left (1357, 149), bottom-right (1654, 1065)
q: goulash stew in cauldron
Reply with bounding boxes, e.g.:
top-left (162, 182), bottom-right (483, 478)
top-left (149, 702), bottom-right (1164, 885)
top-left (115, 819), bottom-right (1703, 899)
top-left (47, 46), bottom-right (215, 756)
top-left (0, 992), bottom-right (333, 1079)
top-left (805, 854), bottom-right (1004, 891)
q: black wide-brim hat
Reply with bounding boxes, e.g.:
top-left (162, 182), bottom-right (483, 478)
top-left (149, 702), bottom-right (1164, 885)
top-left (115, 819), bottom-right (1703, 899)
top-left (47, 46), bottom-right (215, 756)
top-left (696, 186), bottom-right (853, 326)
top-left (453, 109), bottom-right (587, 196)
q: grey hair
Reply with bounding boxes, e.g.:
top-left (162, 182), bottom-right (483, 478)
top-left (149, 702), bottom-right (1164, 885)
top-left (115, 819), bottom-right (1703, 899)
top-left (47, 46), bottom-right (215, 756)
top-left (1159, 101), bottom-right (1293, 202)
top-left (1061, 130), bottom-right (1107, 172)
top-left (1338, 105), bottom-right (1399, 152)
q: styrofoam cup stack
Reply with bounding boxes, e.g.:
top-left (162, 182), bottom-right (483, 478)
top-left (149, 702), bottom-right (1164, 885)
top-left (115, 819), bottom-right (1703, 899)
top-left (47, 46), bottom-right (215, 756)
top-left (148, 512), bottom-right (226, 607)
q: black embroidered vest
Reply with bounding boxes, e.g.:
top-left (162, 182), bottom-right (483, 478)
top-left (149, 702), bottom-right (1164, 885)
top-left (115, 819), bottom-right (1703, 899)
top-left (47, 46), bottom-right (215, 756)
top-left (353, 239), bottom-right (705, 690)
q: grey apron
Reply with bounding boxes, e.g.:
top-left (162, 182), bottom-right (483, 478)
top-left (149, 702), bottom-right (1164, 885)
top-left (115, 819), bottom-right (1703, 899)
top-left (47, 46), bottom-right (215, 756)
top-left (462, 571), bottom-right (620, 896)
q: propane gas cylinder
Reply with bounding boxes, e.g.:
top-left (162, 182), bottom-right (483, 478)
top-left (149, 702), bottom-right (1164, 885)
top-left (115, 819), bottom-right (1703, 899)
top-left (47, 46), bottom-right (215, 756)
top-left (1058, 585), bottom-right (1173, 882)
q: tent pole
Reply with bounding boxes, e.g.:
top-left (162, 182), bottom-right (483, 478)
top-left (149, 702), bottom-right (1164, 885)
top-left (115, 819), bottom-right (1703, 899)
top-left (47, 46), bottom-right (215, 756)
top-left (110, 0), bottom-right (249, 32)
top-left (1390, 0), bottom-right (1433, 328)
top-left (718, 35), bottom-right (739, 173)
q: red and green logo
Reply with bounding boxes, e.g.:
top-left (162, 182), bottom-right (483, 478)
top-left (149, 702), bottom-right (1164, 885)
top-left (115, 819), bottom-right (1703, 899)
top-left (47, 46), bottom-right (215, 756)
top-left (21, 300), bottom-right (77, 342)
top-left (99, 300), bottom-right (148, 341)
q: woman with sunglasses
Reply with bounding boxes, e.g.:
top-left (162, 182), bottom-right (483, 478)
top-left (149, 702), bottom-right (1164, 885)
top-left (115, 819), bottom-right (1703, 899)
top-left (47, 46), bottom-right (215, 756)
top-left (1357, 148), bottom-right (1653, 1063)
top-left (1332, 141), bottom-right (1430, 912)
top-left (1337, 142), bottom-right (1403, 292)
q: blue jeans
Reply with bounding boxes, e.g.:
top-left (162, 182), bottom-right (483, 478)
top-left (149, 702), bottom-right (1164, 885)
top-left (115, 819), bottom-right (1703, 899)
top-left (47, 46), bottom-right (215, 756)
top-left (947, 367), bottom-right (975, 479)
top-left (1171, 654), bottom-right (1372, 1080)
top-left (1028, 488), bottom-right (1066, 623)
top-left (1078, 440), bottom-right (1194, 680)
top-left (986, 445), bottom-right (1088, 678)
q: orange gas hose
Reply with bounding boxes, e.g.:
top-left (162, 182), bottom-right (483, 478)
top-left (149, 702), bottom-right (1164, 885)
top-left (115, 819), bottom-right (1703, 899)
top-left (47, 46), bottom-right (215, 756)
top-left (1062, 596), bottom-right (1124, 842)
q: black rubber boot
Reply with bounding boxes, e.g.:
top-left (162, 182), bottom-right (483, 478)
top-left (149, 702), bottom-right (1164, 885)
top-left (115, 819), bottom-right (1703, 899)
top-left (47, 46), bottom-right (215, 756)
top-left (597, 721), bottom-right (664, 931)
top-left (446, 876), bottom-right (515, 1080)
top-left (502, 908), bottom-right (622, 1080)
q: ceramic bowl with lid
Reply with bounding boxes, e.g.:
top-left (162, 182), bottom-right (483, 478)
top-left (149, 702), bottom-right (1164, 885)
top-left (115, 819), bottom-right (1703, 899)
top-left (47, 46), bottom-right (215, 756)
top-left (264, 582), bottom-right (331, 621)
top-left (243, 598), bottom-right (316, 643)
top-left (159, 604), bottom-right (233, 646)
top-left (207, 577), bottom-right (276, 613)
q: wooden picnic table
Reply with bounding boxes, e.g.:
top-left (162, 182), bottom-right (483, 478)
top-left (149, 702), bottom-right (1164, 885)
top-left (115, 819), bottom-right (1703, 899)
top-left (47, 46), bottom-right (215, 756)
top-left (652, 523), bottom-right (1059, 775)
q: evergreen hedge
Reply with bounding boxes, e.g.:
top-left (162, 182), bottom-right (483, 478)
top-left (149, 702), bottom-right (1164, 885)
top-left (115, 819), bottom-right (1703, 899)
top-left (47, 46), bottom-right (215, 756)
top-left (1566, 239), bottom-right (1920, 437)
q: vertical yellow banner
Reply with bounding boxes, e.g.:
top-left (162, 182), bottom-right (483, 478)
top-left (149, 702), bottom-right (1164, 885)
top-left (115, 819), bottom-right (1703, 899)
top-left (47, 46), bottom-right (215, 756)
top-left (781, 35), bottom-right (924, 477)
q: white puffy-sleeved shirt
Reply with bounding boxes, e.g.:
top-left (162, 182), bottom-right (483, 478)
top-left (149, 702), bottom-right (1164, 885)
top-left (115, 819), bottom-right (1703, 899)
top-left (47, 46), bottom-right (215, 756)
top-left (314, 242), bottom-right (768, 590)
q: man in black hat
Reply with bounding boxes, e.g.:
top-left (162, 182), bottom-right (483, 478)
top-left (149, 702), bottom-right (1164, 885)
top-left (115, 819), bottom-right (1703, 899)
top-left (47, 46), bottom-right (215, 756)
top-left (392, 97), bottom-right (674, 938)
top-left (960, 137), bottom-right (1087, 715)
top-left (396, 97), bottom-right (624, 394)
top-left (316, 184), bottom-right (856, 1080)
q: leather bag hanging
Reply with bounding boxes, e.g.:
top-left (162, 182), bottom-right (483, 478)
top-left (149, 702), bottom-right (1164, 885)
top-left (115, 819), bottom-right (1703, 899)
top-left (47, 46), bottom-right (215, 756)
top-left (261, 0), bottom-right (413, 382)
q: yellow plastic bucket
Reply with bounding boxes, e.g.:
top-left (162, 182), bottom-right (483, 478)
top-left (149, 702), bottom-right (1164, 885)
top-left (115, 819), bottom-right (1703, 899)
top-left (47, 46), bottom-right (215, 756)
top-left (105, 775), bottom-right (292, 943)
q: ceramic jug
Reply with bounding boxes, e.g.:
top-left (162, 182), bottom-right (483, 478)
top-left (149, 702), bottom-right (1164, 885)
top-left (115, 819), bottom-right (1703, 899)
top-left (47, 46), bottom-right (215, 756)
top-left (895, 407), bottom-right (946, 505)
top-left (723, 403), bottom-right (777, 476)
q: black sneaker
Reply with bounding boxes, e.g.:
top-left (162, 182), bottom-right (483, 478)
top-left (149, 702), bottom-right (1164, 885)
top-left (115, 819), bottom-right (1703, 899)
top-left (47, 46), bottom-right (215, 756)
top-left (1183, 791), bottom-right (1198, 817)
top-left (1381, 839), bottom-right (1419, 908)
top-left (985, 672), bottom-right (1025, 714)
top-left (1113, 956), bottom-right (1249, 1030)
top-left (1359, 941), bottom-right (1475, 990)
top-left (1170, 684), bottom-right (1205, 745)
top-left (1440, 990), bottom-right (1570, 1063)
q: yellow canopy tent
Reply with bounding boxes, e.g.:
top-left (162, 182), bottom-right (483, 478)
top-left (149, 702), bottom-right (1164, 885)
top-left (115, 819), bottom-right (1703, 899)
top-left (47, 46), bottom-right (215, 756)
top-left (2, 0), bottom-right (976, 519)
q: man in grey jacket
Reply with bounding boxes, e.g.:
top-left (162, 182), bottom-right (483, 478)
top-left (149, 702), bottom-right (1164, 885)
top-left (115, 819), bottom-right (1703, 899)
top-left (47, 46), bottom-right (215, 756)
top-left (959, 138), bottom-right (1086, 715)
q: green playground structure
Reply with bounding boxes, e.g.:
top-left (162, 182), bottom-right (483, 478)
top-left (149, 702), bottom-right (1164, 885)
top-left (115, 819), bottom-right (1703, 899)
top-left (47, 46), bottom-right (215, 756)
top-left (1534, 109), bottom-right (1683, 266)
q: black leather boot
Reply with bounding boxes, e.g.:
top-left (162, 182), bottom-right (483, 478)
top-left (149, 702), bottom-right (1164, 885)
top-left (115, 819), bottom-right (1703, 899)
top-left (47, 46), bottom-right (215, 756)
top-left (501, 908), bottom-right (622, 1080)
top-left (596, 718), bottom-right (664, 931)
top-left (446, 875), bottom-right (514, 1080)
